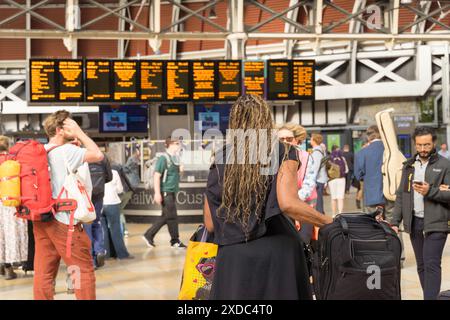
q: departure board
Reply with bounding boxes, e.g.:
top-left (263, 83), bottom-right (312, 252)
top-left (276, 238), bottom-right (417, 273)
top-left (30, 60), bottom-right (57, 102)
top-left (192, 61), bottom-right (215, 101)
top-left (267, 60), bottom-right (290, 100)
top-left (244, 61), bottom-right (265, 97)
top-left (58, 60), bottom-right (83, 102)
top-left (86, 60), bottom-right (112, 102)
top-left (113, 60), bottom-right (138, 101)
top-left (166, 61), bottom-right (191, 101)
top-left (292, 60), bottom-right (315, 100)
top-left (140, 61), bottom-right (164, 101)
top-left (217, 61), bottom-right (241, 101)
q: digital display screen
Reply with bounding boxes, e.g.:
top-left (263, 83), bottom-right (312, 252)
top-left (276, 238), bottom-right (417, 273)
top-left (166, 61), bottom-right (190, 101)
top-left (192, 61), bottom-right (215, 101)
top-left (28, 59), bottom-right (315, 103)
top-left (159, 104), bottom-right (188, 115)
top-left (99, 105), bottom-right (148, 133)
top-left (292, 60), bottom-right (315, 100)
top-left (30, 60), bottom-right (57, 102)
top-left (86, 60), bottom-right (112, 102)
top-left (140, 61), bottom-right (164, 101)
top-left (217, 61), bottom-right (241, 101)
top-left (267, 60), bottom-right (290, 100)
top-left (113, 60), bottom-right (138, 101)
top-left (243, 61), bottom-right (265, 97)
top-left (194, 104), bottom-right (232, 134)
top-left (58, 60), bottom-right (84, 102)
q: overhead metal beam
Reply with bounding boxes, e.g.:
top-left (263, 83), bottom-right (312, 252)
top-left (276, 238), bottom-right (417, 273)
top-left (81, 0), bottom-right (142, 29)
top-left (399, 3), bottom-right (450, 33)
top-left (248, 0), bottom-right (312, 33)
top-left (247, 0), bottom-right (307, 32)
top-left (323, 0), bottom-right (389, 34)
top-left (165, 0), bottom-right (228, 32)
top-left (162, 0), bottom-right (223, 33)
top-left (0, 0), bottom-right (51, 28)
top-left (84, 0), bottom-right (151, 32)
top-left (2, 29), bottom-right (450, 41)
top-left (4, 0), bottom-right (66, 31)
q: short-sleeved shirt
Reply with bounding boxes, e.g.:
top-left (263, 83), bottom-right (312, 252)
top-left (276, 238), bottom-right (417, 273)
top-left (46, 143), bottom-right (86, 225)
top-left (155, 153), bottom-right (180, 193)
top-left (205, 143), bottom-right (299, 246)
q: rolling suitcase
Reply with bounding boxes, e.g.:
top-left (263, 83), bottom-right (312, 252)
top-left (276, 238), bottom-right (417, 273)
top-left (312, 211), bottom-right (402, 300)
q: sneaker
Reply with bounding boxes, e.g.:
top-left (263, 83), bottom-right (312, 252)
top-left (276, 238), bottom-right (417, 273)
top-left (96, 252), bottom-right (106, 268)
top-left (171, 242), bottom-right (187, 249)
top-left (124, 230), bottom-right (129, 238)
top-left (142, 236), bottom-right (156, 248)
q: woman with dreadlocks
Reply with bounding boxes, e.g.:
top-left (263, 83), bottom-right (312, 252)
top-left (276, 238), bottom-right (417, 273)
top-left (204, 95), bottom-right (332, 300)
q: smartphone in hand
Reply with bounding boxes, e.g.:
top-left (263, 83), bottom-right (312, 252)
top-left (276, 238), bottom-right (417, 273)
top-left (413, 180), bottom-right (424, 186)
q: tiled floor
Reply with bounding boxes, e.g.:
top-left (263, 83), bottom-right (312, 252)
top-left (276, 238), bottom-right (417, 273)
top-left (0, 189), bottom-right (449, 300)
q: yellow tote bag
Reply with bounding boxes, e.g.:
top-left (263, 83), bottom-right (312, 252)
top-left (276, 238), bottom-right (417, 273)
top-left (178, 226), bottom-right (218, 300)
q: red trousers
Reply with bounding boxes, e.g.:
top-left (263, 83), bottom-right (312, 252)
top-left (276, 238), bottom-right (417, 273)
top-left (33, 219), bottom-right (96, 300)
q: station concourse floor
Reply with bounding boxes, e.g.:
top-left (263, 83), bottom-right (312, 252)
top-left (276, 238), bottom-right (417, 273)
top-left (1, 189), bottom-right (449, 300)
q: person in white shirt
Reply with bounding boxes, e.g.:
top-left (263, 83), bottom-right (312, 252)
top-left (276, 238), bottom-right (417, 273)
top-left (102, 169), bottom-right (133, 260)
top-left (438, 143), bottom-right (450, 160)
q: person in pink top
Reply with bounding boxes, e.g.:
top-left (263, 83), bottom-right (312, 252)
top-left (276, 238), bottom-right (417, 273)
top-left (277, 124), bottom-right (318, 244)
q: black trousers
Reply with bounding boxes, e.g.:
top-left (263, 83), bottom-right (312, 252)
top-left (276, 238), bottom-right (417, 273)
top-left (316, 182), bottom-right (325, 214)
top-left (409, 217), bottom-right (448, 300)
top-left (144, 192), bottom-right (180, 245)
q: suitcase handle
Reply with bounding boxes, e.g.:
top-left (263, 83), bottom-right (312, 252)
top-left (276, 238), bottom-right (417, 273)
top-left (337, 213), bottom-right (394, 237)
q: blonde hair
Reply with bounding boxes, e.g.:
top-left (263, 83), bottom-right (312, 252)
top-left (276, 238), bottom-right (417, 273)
top-left (278, 123), bottom-right (307, 143)
top-left (0, 135), bottom-right (10, 152)
top-left (311, 133), bottom-right (323, 145)
top-left (219, 94), bottom-right (274, 236)
top-left (43, 110), bottom-right (71, 138)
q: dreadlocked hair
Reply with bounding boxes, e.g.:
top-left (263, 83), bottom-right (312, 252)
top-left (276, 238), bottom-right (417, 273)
top-left (218, 94), bottom-right (275, 236)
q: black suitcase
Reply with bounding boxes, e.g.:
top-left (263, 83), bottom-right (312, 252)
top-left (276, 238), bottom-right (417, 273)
top-left (438, 290), bottom-right (450, 300)
top-left (312, 212), bottom-right (402, 300)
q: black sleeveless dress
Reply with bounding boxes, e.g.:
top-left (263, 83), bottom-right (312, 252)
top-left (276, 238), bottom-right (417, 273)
top-left (205, 144), bottom-right (312, 300)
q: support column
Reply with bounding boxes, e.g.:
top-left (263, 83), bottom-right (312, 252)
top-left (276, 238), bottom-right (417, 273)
top-left (118, 0), bottom-right (127, 58)
top-left (227, 0), bottom-right (246, 60)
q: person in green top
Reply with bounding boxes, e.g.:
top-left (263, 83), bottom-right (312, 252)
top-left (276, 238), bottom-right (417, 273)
top-left (143, 137), bottom-right (186, 248)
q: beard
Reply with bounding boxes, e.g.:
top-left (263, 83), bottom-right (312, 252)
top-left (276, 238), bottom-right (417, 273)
top-left (418, 149), bottom-right (434, 159)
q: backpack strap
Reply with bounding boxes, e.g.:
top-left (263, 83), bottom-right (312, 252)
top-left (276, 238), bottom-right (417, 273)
top-left (66, 210), bottom-right (75, 258)
top-left (161, 153), bottom-right (173, 184)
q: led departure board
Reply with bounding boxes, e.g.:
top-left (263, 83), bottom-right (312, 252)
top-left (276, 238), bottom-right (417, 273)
top-left (86, 60), bottom-right (112, 102)
top-left (140, 61), bottom-right (164, 101)
top-left (292, 60), bottom-right (315, 100)
top-left (113, 60), bottom-right (138, 101)
top-left (192, 61), bottom-right (215, 101)
top-left (30, 60), bottom-right (57, 102)
top-left (244, 61), bottom-right (265, 97)
top-left (267, 60), bottom-right (290, 100)
top-left (58, 60), bottom-right (83, 102)
top-left (166, 61), bottom-right (190, 101)
top-left (29, 59), bottom-right (316, 104)
top-left (217, 61), bottom-right (241, 101)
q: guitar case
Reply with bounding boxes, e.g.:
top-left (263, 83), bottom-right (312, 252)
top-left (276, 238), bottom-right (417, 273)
top-left (375, 108), bottom-right (406, 202)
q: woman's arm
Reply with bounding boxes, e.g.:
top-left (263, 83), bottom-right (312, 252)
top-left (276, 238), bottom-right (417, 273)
top-left (203, 195), bottom-right (214, 232)
top-left (278, 160), bottom-right (333, 227)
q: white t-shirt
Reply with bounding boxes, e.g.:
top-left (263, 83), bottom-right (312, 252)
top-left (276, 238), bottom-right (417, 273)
top-left (103, 170), bottom-right (124, 206)
top-left (46, 143), bottom-right (86, 225)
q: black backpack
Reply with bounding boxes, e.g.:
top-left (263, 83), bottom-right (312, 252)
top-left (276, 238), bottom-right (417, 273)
top-left (312, 211), bottom-right (402, 300)
top-left (89, 156), bottom-right (113, 196)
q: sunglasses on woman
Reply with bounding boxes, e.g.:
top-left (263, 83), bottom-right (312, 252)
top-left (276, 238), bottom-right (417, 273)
top-left (279, 137), bottom-right (294, 143)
